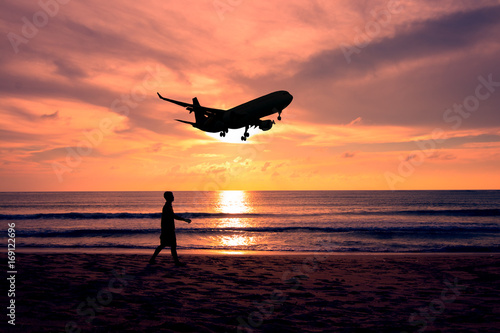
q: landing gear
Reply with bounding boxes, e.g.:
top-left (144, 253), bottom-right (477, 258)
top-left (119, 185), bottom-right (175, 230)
top-left (219, 129), bottom-right (228, 137)
top-left (278, 110), bottom-right (282, 121)
top-left (241, 126), bottom-right (249, 141)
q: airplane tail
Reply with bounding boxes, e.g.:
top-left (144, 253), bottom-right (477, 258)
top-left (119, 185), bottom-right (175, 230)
top-left (191, 97), bottom-right (206, 125)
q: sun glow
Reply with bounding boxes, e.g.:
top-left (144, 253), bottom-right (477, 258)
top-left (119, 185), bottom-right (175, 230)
top-left (205, 127), bottom-right (261, 143)
top-left (217, 190), bottom-right (251, 214)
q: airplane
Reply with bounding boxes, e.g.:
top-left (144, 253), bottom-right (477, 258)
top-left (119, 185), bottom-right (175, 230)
top-left (157, 90), bottom-right (293, 141)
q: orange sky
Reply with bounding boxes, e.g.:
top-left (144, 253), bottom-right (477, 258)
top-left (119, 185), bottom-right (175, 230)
top-left (1, 0), bottom-right (500, 191)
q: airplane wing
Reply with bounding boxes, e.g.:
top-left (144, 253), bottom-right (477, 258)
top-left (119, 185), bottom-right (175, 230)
top-left (157, 93), bottom-right (192, 108)
top-left (157, 92), bottom-right (226, 115)
top-left (175, 119), bottom-right (196, 125)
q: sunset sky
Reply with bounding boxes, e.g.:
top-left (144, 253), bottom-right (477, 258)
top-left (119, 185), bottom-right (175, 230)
top-left (1, 0), bottom-right (500, 191)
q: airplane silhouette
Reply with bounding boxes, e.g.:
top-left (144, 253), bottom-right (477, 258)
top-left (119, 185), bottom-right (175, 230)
top-left (157, 90), bottom-right (293, 141)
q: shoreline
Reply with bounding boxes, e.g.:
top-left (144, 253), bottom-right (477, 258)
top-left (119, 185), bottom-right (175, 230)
top-left (15, 247), bottom-right (500, 256)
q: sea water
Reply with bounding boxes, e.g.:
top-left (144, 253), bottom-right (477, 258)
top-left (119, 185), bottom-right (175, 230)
top-left (1, 191), bottom-right (499, 253)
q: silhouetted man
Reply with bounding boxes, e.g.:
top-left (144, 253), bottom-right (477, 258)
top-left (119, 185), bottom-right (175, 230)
top-left (149, 191), bottom-right (191, 266)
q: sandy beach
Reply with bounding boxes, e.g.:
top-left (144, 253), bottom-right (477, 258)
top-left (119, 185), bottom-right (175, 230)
top-left (4, 252), bottom-right (499, 332)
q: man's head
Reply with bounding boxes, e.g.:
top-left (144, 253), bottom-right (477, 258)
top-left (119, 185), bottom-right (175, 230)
top-left (164, 191), bottom-right (174, 202)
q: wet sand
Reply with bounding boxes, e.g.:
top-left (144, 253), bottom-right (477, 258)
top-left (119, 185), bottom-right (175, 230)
top-left (4, 252), bottom-right (500, 332)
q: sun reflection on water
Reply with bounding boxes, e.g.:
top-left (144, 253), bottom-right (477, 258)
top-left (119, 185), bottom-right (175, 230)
top-left (220, 234), bottom-right (254, 247)
top-left (217, 190), bottom-right (251, 214)
top-left (215, 191), bottom-right (254, 249)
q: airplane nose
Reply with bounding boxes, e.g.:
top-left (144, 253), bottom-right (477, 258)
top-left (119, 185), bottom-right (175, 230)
top-left (284, 92), bottom-right (293, 106)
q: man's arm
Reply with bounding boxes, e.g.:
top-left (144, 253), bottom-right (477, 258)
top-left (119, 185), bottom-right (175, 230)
top-left (173, 214), bottom-right (191, 223)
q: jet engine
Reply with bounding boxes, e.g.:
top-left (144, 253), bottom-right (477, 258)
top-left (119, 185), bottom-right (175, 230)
top-left (258, 119), bottom-right (274, 131)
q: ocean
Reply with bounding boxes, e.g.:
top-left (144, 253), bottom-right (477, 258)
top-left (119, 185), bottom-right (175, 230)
top-left (1, 190), bottom-right (499, 253)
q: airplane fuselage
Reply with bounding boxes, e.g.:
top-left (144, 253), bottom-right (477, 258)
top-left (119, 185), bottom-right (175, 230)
top-left (205, 91), bottom-right (292, 132)
top-left (225, 90), bottom-right (293, 128)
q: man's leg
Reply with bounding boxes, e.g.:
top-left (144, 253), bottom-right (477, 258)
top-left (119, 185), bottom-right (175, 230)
top-left (171, 245), bottom-right (180, 263)
top-left (150, 244), bottom-right (166, 263)
top-left (171, 245), bottom-right (185, 266)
